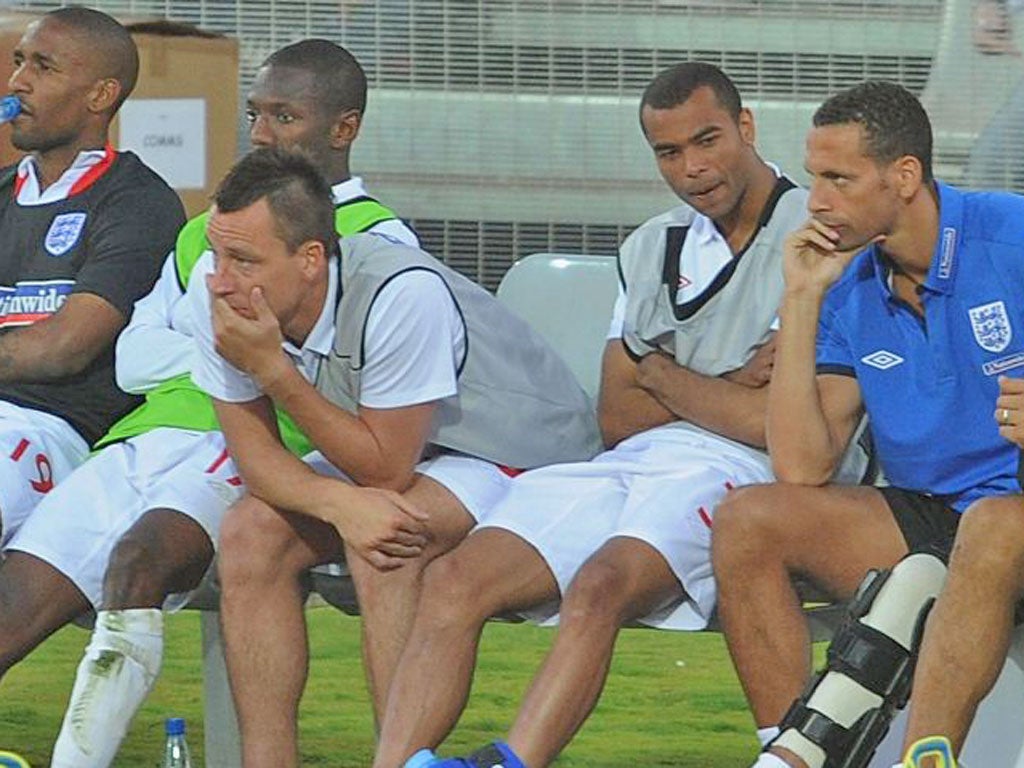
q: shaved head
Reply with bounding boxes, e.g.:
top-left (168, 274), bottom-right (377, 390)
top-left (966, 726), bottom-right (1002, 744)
top-left (41, 6), bottom-right (139, 111)
top-left (263, 39), bottom-right (367, 118)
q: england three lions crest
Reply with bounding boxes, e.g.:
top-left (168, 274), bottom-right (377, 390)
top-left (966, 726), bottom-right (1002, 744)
top-left (969, 300), bottom-right (1012, 353)
top-left (44, 212), bottom-right (87, 257)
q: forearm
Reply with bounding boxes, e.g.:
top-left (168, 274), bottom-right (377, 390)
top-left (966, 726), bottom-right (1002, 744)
top-left (767, 290), bottom-right (842, 483)
top-left (214, 396), bottom-right (368, 524)
top-left (261, 361), bottom-right (416, 491)
top-left (641, 364), bottom-right (770, 448)
top-left (597, 384), bottom-right (676, 448)
top-left (234, 428), bottom-right (323, 514)
top-left (0, 322), bottom-right (107, 382)
top-left (248, 454), bottom-right (365, 527)
top-left (0, 292), bottom-right (127, 383)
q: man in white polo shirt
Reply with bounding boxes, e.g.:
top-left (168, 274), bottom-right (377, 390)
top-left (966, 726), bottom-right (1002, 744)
top-left (189, 146), bottom-right (600, 766)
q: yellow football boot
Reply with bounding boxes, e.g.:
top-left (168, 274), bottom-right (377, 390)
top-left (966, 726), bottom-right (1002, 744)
top-left (903, 736), bottom-right (957, 768)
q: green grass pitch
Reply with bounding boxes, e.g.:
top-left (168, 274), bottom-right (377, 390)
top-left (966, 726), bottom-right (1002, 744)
top-left (1, 609), bottom-right (766, 766)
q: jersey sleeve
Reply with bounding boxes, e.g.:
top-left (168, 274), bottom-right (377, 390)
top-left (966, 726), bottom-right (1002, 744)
top-left (606, 286), bottom-right (626, 340)
top-left (358, 269), bottom-right (464, 409)
top-left (185, 252), bottom-right (263, 403)
top-left (114, 251), bottom-right (195, 393)
top-left (815, 293), bottom-right (856, 376)
top-left (73, 170), bottom-right (186, 318)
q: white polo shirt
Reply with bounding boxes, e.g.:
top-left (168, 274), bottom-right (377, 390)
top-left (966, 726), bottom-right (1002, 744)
top-left (188, 247), bottom-right (466, 409)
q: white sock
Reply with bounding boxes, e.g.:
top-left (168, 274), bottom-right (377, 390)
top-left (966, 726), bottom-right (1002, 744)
top-left (757, 726), bottom-right (781, 748)
top-left (751, 753), bottom-right (791, 768)
top-left (51, 609), bottom-right (164, 768)
top-left (403, 749), bottom-right (438, 768)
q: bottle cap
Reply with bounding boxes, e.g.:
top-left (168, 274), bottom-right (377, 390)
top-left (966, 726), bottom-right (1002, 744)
top-left (165, 717), bottom-right (186, 736)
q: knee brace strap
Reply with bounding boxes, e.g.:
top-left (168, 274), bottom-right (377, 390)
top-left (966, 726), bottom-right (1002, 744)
top-left (777, 688), bottom-right (853, 760)
top-left (827, 618), bottom-right (915, 702)
top-left (775, 692), bottom-right (903, 768)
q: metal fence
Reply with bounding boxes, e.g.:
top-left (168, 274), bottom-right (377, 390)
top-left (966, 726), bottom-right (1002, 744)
top-left (15, 0), bottom-right (1024, 288)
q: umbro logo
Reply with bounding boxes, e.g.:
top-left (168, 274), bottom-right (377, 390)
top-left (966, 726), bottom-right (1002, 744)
top-left (861, 350), bottom-right (904, 370)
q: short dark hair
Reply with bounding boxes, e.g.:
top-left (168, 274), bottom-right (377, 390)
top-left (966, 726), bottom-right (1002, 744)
top-left (813, 80), bottom-right (933, 183)
top-left (263, 39), bottom-right (367, 116)
top-left (214, 147), bottom-right (336, 254)
top-left (640, 62), bottom-right (742, 123)
top-left (45, 6), bottom-right (139, 111)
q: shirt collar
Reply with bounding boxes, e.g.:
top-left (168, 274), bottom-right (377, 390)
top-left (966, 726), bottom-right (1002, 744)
top-left (331, 176), bottom-right (367, 206)
top-left (869, 181), bottom-right (962, 298)
top-left (926, 181), bottom-right (963, 294)
top-left (15, 145), bottom-right (114, 205)
top-left (282, 255), bottom-right (338, 358)
top-left (688, 212), bottom-right (723, 247)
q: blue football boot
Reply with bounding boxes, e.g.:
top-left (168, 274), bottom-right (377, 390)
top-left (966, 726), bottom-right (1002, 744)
top-left (427, 742), bottom-right (528, 768)
top-left (464, 742), bottom-right (528, 768)
top-left (403, 749), bottom-right (468, 768)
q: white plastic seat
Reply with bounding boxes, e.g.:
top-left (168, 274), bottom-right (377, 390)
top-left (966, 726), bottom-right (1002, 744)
top-left (496, 253), bottom-right (619, 400)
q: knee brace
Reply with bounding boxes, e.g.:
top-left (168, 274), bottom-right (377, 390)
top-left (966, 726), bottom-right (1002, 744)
top-left (770, 551), bottom-right (947, 768)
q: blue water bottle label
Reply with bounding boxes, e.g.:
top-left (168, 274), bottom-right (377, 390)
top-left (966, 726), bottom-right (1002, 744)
top-left (0, 96), bottom-right (20, 123)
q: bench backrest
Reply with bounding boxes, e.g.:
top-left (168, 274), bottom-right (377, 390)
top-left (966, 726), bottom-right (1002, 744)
top-left (495, 253), bottom-right (619, 400)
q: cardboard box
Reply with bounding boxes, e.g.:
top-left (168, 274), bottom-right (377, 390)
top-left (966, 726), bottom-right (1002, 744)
top-left (0, 12), bottom-right (239, 217)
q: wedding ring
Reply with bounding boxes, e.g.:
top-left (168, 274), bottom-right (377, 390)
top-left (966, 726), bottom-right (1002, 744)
top-left (1002, 408), bottom-right (1011, 425)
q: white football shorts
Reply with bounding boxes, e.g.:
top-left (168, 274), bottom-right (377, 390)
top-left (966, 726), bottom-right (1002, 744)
top-left (0, 400), bottom-right (89, 550)
top-left (480, 422), bottom-right (773, 630)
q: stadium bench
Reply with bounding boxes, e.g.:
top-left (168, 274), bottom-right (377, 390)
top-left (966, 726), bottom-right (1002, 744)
top-left (195, 253), bottom-right (1024, 767)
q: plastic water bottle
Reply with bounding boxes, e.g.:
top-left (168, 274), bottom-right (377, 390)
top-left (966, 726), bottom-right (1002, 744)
top-left (161, 717), bottom-right (192, 768)
top-left (0, 96), bottom-right (20, 124)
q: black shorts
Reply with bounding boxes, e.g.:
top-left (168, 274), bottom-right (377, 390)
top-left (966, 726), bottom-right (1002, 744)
top-left (879, 486), bottom-right (961, 561)
top-left (881, 486), bottom-right (1024, 624)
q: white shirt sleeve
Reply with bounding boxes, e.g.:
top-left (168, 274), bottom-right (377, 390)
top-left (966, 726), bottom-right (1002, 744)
top-left (186, 252), bottom-right (263, 403)
top-left (606, 285), bottom-right (627, 340)
top-left (358, 269), bottom-right (465, 409)
top-left (114, 251), bottom-right (196, 393)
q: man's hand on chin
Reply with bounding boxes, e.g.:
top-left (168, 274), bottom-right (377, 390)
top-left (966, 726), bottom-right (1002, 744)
top-left (210, 284), bottom-right (287, 385)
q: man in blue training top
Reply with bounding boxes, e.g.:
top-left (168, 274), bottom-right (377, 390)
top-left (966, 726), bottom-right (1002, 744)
top-left (711, 80), bottom-right (1024, 768)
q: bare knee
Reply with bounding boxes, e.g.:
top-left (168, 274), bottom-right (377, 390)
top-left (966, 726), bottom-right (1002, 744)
top-left (105, 533), bottom-right (168, 607)
top-left (953, 495), bottom-right (1024, 583)
top-left (560, 557), bottom-right (634, 628)
top-left (712, 484), bottom-right (789, 566)
top-left (415, 553), bottom-right (496, 630)
top-left (218, 497), bottom-right (311, 588)
top-left (104, 511), bottom-right (214, 608)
